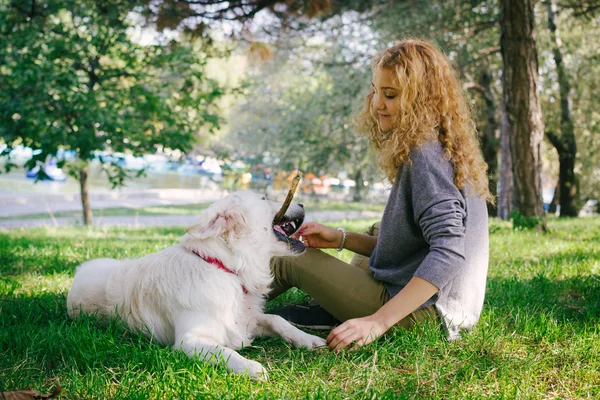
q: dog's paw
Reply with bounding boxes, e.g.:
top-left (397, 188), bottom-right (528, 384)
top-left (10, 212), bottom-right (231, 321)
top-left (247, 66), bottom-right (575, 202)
top-left (245, 360), bottom-right (269, 381)
top-left (289, 332), bottom-right (327, 350)
top-left (304, 334), bottom-right (327, 350)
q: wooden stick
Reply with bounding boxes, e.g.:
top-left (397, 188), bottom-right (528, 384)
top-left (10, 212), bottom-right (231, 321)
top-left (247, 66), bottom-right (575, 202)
top-left (273, 171), bottom-right (302, 224)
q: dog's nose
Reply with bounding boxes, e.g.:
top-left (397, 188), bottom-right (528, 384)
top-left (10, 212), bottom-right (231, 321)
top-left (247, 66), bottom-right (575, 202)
top-left (298, 203), bottom-right (304, 208)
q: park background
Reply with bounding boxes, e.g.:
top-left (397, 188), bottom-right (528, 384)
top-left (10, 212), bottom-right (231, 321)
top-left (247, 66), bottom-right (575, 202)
top-left (1, 0), bottom-right (599, 398)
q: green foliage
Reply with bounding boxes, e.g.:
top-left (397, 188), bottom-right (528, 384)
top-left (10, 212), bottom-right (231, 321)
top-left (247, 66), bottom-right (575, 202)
top-left (509, 210), bottom-right (542, 230)
top-left (0, 0), bottom-right (223, 185)
top-left (225, 1), bottom-right (504, 201)
top-left (537, 8), bottom-right (600, 203)
top-left (227, 46), bottom-right (377, 191)
top-left (1, 216), bottom-right (599, 398)
top-left (224, 0), bottom-right (600, 209)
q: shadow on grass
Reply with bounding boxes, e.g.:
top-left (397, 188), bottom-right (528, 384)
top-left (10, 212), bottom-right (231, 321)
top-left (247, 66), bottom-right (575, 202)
top-left (0, 234), bottom-right (181, 277)
top-left (486, 274), bottom-right (600, 327)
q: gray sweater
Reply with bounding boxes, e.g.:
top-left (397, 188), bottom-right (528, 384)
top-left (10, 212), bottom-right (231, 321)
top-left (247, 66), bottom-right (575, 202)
top-left (368, 140), bottom-right (489, 340)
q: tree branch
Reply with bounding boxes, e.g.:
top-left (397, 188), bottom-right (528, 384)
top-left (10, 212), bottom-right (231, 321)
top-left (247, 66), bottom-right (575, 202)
top-left (546, 130), bottom-right (565, 153)
top-left (557, 0), bottom-right (600, 18)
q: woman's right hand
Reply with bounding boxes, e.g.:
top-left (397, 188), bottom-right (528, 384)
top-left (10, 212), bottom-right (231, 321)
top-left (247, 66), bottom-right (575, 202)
top-left (291, 222), bottom-right (343, 249)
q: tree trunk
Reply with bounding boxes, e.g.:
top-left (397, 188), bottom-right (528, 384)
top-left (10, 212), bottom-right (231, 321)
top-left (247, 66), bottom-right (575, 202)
top-left (479, 70), bottom-right (500, 217)
top-left (352, 168), bottom-right (364, 202)
top-left (80, 165), bottom-right (93, 226)
top-left (497, 97), bottom-right (513, 220)
top-left (500, 0), bottom-right (547, 229)
top-left (545, 0), bottom-right (578, 217)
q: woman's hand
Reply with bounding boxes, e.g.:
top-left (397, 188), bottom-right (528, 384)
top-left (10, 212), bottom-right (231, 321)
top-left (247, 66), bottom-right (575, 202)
top-left (325, 277), bottom-right (439, 352)
top-left (326, 315), bottom-right (387, 352)
top-left (291, 222), bottom-right (343, 249)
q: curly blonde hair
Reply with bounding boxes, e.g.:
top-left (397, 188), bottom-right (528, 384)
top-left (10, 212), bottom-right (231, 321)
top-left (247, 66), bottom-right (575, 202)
top-left (358, 39), bottom-right (493, 202)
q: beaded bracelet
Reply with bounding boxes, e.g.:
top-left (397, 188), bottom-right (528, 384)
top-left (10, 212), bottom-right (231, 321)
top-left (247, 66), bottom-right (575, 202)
top-left (336, 227), bottom-right (347, 252)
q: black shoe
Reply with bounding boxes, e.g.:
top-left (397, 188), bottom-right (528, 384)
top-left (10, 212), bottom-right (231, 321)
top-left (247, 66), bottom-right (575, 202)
top-left (270, 301), bottom-right (340, 330)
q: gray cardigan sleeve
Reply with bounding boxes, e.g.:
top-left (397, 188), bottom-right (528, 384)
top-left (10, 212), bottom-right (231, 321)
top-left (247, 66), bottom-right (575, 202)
top-left (409, 145), bottom-right (467, 289)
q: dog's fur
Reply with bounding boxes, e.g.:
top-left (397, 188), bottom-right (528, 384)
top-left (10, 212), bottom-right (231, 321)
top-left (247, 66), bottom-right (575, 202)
top-left (67, 191), bottom-right (325, 380)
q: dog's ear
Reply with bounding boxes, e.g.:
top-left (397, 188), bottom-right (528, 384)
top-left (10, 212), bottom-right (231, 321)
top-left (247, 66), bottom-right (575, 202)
top-left (186, 203), bottom-right (249, 240)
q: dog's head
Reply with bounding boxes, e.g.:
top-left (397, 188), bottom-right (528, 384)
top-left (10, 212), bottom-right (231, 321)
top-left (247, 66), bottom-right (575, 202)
top-left (185, 191), bottom-right (306, 256)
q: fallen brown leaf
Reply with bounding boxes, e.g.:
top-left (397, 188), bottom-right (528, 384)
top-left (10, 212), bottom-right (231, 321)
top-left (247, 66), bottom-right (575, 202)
top-left (1, 384), bottom-right (61, 400)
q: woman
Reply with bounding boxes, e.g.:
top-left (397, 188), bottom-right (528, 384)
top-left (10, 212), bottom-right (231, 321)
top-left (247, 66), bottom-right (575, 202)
top-left (269, 39), bottom-right (492, 350)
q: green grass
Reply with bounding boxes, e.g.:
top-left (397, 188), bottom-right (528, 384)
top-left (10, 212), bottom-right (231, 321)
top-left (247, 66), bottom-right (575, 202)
top-left (0, 199), bottom-right (385, 221)
top-left (1, 217), bottom-right (599, 398)
top-left (0, 203), bottom-right (213, 221)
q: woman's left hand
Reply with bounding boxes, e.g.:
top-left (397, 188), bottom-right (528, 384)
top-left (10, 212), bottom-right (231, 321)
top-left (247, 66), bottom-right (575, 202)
top-left (326, 315), bottom-right (388, 352)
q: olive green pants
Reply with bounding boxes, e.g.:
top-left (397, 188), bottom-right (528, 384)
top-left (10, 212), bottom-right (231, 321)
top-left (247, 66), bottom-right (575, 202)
top-left (269, 248), bottom-right (438, 329)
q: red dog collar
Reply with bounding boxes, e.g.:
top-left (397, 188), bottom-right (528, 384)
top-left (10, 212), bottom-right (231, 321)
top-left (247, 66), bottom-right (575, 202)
top-left (191, 250), bottom-right (248, 294)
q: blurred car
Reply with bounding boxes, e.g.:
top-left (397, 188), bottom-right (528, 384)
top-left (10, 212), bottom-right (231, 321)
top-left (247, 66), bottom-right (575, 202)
top-left (579, 199), bottom-right (598, 216)
top-left (542, 187), bottom-right (555, 212)
top-left (26, 159), bottom-right (67, 181)
top-left (177, 157), bottom-right (223, 182)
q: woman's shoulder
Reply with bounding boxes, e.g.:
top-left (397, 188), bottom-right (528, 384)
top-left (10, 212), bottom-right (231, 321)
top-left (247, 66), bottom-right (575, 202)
top-left (407, 139), bottom-right (452, 176)
top-left (399, 139), bottom-right (459, 200)
top-left (410, 139), bottom-right (445, 163)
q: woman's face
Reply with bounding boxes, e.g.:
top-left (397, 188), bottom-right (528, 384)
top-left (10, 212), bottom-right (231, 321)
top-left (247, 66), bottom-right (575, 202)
top-left (372, 67), bottom-right (400, 132)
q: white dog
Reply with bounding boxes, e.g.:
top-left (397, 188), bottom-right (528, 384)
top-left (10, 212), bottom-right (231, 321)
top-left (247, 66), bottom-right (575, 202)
top-left (67, 191), bottom-right (326, 380)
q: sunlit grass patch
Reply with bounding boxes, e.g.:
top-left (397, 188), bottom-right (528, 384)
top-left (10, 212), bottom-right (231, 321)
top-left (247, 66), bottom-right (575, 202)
top-left (9, 272), bottom-right (72, 296)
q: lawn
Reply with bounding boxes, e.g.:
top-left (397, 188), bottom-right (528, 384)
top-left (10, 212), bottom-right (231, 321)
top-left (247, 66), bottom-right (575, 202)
top-left (0, 217), bottom-right (599, 398)
top-left (0, 199), bottom-right (386, 221)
